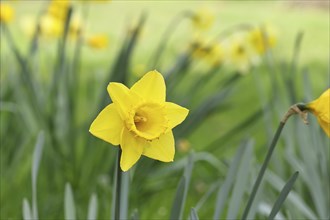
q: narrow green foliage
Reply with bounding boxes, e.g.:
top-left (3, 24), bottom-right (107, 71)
top-left (189, 208), bottom-right (199, 220)
top-left (87, 194), bottom-right (98, 220)
top-left (227, 139), bottom-right (254, 219)
top-left (170, 152), bottom-right (194, 220)
top-left (22, 198), bottom-right (32, 220)
top-left (268, 171), bottom-right (299, 220)
top-left (31, 131), bottom-right (45, 220)
top-left (213, 140), bottom-right (247, 220)
top-left (64, 183), bottom-right (76, 220)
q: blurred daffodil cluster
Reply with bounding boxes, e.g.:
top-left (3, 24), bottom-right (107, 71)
top-left (17, 0), bottom-right (109, 49)
top-left (190, 25), bottom-right (277, 73)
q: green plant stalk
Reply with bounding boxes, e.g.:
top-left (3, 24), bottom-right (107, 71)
top-left (241, 104), bottom-right (306, 219)
top-left (115, 149), bottom-right (122, 220)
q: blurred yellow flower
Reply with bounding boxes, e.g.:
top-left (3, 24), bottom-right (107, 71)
top-left (248, 26), bottom-right (277, 54)
top-left (41, 14), bottom-right (64, 38)
top-left (225, 36), bottom-right (258, 74)
top-left (0, 3), bottom-right (14, 24)
top-left (191, 40), bottom-right (224, 67)
top-left (90, 70), bottom-right (189, 171)
top-left (86, 34), bottom-right (108, 49)
top-left (192, 8), bottom-right (214, 31)
top-left (306, 89), bottom-right (330, 137)
top-left (47, 0), bottom-right (71, 21)
top-left (69, 15), bottom-right (84, 39)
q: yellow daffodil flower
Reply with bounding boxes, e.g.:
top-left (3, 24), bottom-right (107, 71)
top-left (192, 8), bottom-right (214, 31)
top-left (86, 34), bottom-right (108, 49)
top-left (306, 89), bottom-right (330, 137)
top-left (191, 40), bottom-right (224, 67)
top-left (248, 26), bottom-right (277, 55)
top-left (225, 35), bottom-right (259, 74)
top-left (47, 0), bottom-right (71, 22)
top-left (90, 70), bottom-right (189, 171)
top-left (0, 3), bottom-right (14, 24)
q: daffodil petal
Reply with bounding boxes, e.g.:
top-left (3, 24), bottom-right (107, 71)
top-left (89, 104), bottom-right (123, 145)
top-left (120, 128), bottom-right (145, 171)
top-left (165, 102), bottom-right (189, 129)
top-left (318, 118), bottom-right (330, 138)
top-left (107, 82), bottom-right (140, 119)
top-left (143, 131), bottom-right (175, 162)
top-left (131, 70), bottom-right (166, 102)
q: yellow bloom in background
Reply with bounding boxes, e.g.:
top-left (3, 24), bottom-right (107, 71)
top-left (40, 14), bottom-right (64, 38)
top-left (90, 70), bottom-right (189, 171)
top-left (306, 89), bottom-right (330, 137)
top-left (86, 34), bottom-right (109, 49)
top-left (0, 3), bottom-right (14, 24)
top-left (248, 25), bottom-right (277, 54)
top-left (191, 40), bottom-right (224, 67)
top-left (225, 35), bottom-right (259, 74)
top-left (192, 8), bottom-right (215, 31)
top-left (47, 0), bottom-right (71, 22)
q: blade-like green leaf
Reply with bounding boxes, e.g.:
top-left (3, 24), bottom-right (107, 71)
top-left (213, 140), bottom-right (248, 220)
top-left (227, 139), bottom-right (254, 220)
top-left (64, 183), bottom-right (76, 220)
top-left (268, 172), bottom-right (299, 220)
top-left (22, 198), bottom-right (32, 220)
top-left (266, 171), bottom-right (317, 219)
top-left (170, 152), bottom-right (194, 219)
top-left (32, 131), bottom-right (45, 220)
top-left (87, 193), bottom-right (98, 220)
top-left (189, 208), bottom-right (199, 220)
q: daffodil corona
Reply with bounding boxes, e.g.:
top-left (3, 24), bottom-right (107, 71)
top-left (90, 71), bottom-right (189, 171)
top-left (306, 89), bottom-right (330, 137)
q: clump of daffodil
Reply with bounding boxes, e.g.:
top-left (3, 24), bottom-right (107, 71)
top-left (191, 8), bottom-right (215, 31)
top-left (0, 3), bottom-right (14, 24)
top-left (90, 70), bottom-right (189, 171)
top-left (224, 34), bottom-right (259, 74)
top-left (191, 39), bottom-right (224, 68)
top-left (247, 25), bottom-right (277, 55)
top-left (304, 89), bottom-right (330, 137)
top-left (86, 34), bottom-right (108, 49)
top-left (47, 0), bottom-right (71, 22)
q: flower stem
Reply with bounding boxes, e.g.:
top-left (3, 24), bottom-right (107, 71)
top-left (241, 104), bottom-right (305, 219)
top-left (115, 148), bottom-right (122, 220)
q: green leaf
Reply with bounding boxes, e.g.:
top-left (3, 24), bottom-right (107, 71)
top-left (226, 139), bottom-right (254, 220)
top-left (64, 183), bottom-right (76, 220)
top-left (22, 198), bottom-right (32, 220)
top-left (213, 140), bottom-right (248, 220)
top-left (170, 151), bottom-right (194, 219)
top-left (266, 171), bottom-right (317, 219)
top-left (268, 172), bottom-right (299, 220)
top-left (189, 208), bottom-right (199, 220)
top-left (32, 131), bottom-right (45, 220)
top-left (87, 193), bottom-right (98, 220)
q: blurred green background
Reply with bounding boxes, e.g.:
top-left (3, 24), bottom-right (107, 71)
top-left (1, 0), bottom-right (329, 219)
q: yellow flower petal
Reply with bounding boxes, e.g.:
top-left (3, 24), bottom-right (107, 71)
top-left (89, 104), bottom-right (123, 145)
top-left (307, 88), bottom-right (330, 138)
top-left (131, 70), bottom-right (166, 102)
top-left (107, 82), bottom-right (140, 119)
top-left (120, 128), bottom-right (145, 171)
top-left (165, 102), bottom-right (189, 130)
top-left (318, 118), bottom-right (330, 137)
top-left (143, 131), bottom-right (175, 162)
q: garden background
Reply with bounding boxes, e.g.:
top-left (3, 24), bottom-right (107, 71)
top-left (1, 0), bottom-right (329, 219)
